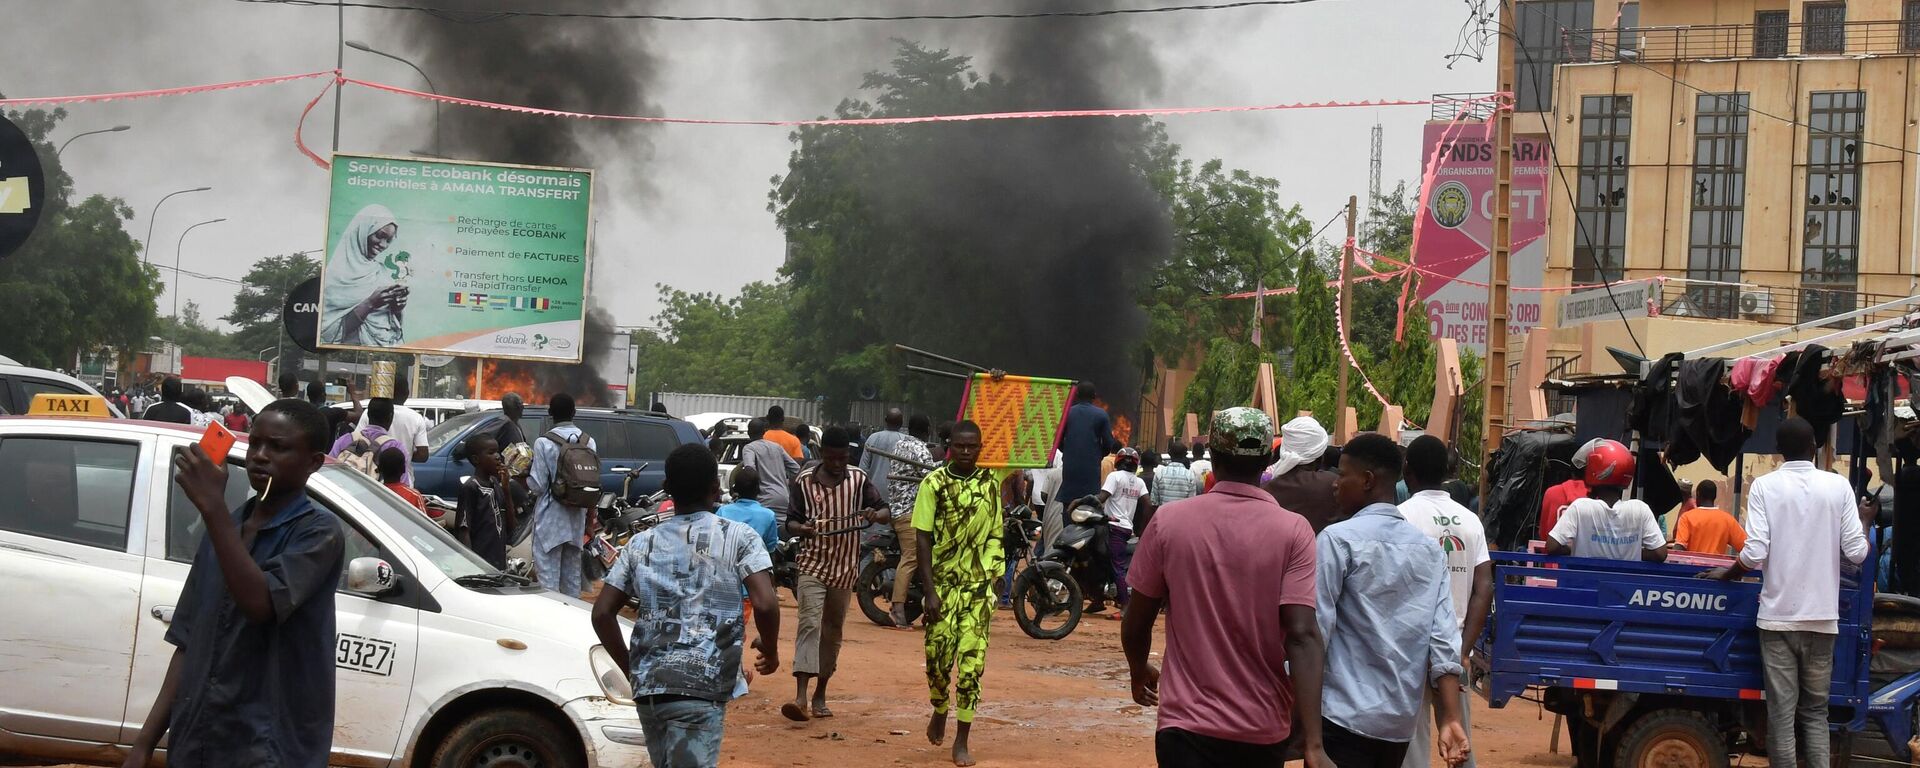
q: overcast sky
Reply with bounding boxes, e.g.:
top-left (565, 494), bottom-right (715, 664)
top-left (8, 0), bottom-right (1493, 335)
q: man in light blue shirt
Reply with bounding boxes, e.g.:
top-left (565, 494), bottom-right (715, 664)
top-left (858, 409), bottom-right (909, 496)
top-left (1317, 433), bottom-right (1469, 767)
top-left (528, 393), bottom-right (595, 598)
top-left (718, 467), bottom-right (783, 591)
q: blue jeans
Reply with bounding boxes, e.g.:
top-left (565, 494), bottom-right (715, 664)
top-left (635, 696), bottom-right (726, 768)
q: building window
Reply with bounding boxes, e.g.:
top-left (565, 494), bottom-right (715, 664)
top-left (1804, 2), bottom-right (1847, 54)
top-left (1686, 93), bottom-right (1749, 319)
top-left (1515, 0), bottom-right (1595, 112)
top-left (1904, 0), bottom-right (1920, 51)
top-left (1574, 95), bottom-right (1631, 285)
top-left (1615, 2), bottom-right (1640, 59)
top-left (1755, 10), bottom-right (1789, 57)
top-left (1801, 91), bottom-right (1863, 325)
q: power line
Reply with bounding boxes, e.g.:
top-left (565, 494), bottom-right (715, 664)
top-left (150, 249), bottom-right (322, 287)
top-left (1504, 19), bottom-right (1646, 356)
top-left (152, 262), bottom-right (244, 286)
top-left (232, 0), bottom-right (1342, 23)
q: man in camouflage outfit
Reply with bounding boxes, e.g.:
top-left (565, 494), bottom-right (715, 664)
top-left (913, 419), bottom-right (1010, 767)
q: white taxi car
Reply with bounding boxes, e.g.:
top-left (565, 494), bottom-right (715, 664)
top-left (0, 395), bottom-right (648, 767)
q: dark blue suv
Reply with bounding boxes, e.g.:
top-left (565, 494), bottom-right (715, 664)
top-left (413, 406), bottom-right (703, 502)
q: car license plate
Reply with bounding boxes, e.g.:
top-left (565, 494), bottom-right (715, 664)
top-left (335, 633), bottom-right (397, 676)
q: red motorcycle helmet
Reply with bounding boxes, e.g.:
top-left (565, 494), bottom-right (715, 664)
top-left (1583, 439), bottom-right (1636, 488)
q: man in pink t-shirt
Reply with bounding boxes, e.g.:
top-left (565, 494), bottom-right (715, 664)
top-left (1122, 407), bottom-right (1330, 767)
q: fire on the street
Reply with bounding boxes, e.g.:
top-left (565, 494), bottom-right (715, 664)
top-left (467, 359), bottom-right (605, 406)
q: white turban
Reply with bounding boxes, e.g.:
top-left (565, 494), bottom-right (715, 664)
top-left (1268, 416), bottom-right (1330, 477)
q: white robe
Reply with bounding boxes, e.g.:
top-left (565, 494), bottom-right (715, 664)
top-left (321, 204), bottom-right (405, 347)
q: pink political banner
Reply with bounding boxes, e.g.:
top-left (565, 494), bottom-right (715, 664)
top-left (1412, 121), bottom-right (1550, 351)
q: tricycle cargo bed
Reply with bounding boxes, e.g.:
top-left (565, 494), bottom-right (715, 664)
top-left (1483, 552), bottom-right (1873, 713)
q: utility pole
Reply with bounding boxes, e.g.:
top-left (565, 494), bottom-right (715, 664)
top-left (1483, 0), bottom-right (1518, 495)
top-left (1335, 195), bottom-right (1358, 441)
top-left (317, 1), bottom-right (345, 391)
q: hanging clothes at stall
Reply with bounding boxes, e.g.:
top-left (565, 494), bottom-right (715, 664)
top-left (1628, 352), bottom-right (1685, 443)
top-left (1638, 444), bottom-right (1687, 520)
top-left (1667, 357), bottom-right (1750, 473)
top-left (1729, 354), bottom-right (1786, 428)
top-left (1893, 465), bottom-right (1920, 596)
top-left (1784, 345), bottom-right (1844, 448)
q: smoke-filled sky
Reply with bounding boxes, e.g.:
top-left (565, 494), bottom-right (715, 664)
top-left (6, 0), bottom-right (1492, 334)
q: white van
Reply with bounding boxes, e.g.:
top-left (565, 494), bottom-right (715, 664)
top-left (0, 399), bottom-right (647, 767)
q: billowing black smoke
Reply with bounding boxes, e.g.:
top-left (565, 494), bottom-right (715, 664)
top-left (859, 15), bottom-right (1172, 418)
top-left (472, 308), bottom-right (618, 407)
top-left (397, 1), bottom-right (658, 175)
top-left (398, 4), bottom-right (650, 405)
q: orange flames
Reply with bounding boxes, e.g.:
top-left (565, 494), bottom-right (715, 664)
top-left (1092, 396), bottom-right (1134, 447)
top-left (462, 359), bottom-right (604, 407)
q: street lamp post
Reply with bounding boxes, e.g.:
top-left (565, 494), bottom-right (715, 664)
top-left (142, 187), bottom-right (211, 265)
top-left (55, 125), bottom-right (131, 156)
top-left (171, 218), bottom-right (227, 332)
top-left (346, 40), bottom-right (441, 157)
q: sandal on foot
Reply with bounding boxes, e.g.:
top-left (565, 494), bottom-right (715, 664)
top-left (811, 705), bottom-right (835, 719)
top-left (780, 702), bottom-right (811, 722)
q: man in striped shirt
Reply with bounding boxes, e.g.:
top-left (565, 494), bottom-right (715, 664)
top-left (782, 426), bottom-right (890, 722)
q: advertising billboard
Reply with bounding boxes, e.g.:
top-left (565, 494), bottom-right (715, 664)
top-left (319, 153), bottom-right (593, 363)
top-left (1412, 122), bottom-right (1549, 351)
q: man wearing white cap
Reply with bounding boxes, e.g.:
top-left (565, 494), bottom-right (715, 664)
top-left (1264, 416), bottom-right (1342, 532)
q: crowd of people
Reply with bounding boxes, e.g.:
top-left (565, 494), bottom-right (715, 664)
top-left (117, 371), bottom-right (1876, 768)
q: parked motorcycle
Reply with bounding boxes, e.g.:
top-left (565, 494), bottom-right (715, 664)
top-left (1011, 501), bottom-right (1106, 640)
top-left (596, 462), bottom-right (672, 549)
top-left (585, 463), bottom-right (674, 581)
top-left (855, 524), bottom-right (924, 627)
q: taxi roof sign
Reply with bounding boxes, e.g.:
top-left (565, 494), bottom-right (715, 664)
top-left (27, 393), bottom-right (113, 418)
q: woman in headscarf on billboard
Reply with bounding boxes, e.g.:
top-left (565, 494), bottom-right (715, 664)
top-left (321, 204), bottom-right (409, 347)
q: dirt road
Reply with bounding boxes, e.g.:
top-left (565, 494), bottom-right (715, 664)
top-left (718, 598), bottom-right (1575, 768)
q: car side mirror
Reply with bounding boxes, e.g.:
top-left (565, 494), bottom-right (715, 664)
top-left (347, 557), bottom-right (399, 596)
top-left (451, 443), bottom-right (469, 462)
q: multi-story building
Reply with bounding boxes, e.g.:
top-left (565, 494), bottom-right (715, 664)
top-left (1443, 0), bottom-right (1915, 432)
top-left (1548, 0), bottom-right (1917, 314)
top-left (1536, 0), bottom-right (1918, 335)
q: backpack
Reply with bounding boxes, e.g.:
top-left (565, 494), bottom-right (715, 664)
top-left (542, 429), bottom-right (603, 508)
top-left (340, 431), bottom-right (401, 479)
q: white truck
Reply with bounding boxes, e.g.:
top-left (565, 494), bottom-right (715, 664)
top-left (0, 394), bottom-right (648, 767)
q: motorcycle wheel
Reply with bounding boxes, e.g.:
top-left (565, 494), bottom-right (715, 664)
top-left (1013, 566), bottom-right (1082, 640)
top-left (856, 557), bottom-right (922, 627)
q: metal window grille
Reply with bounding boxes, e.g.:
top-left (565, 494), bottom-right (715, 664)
top-left (1800, 90), bottom-right (1864, 325)
top-left (1574, 95), bottom-right (1631, 285)
top-left (1686, 93), bottom-right (1750, 319)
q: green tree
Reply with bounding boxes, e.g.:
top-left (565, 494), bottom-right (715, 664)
top-left (150, 300), bottom-right (245, 358)
top-left (1283, 253), bottom-right (1339, 419)
top-left (770, 41), bottom-right (1179, 417)
top-left (0, 104), bottom-right (160, 369)
top-left (1178, 337), bottom-right (1276, 421)
top-left (1146, 160), bottom-right (1312, 368)
top-left (223, 252), bottom-right (320, 369)
top-left (632, 282), bottom-right (804, 397)
top-left (1457, 348), bottom-right (1486, 485)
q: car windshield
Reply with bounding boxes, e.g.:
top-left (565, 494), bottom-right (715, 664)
top-left (426, 409), bottom-right (494, 454)
top-left (318, 464), bottom-right (495, 580)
